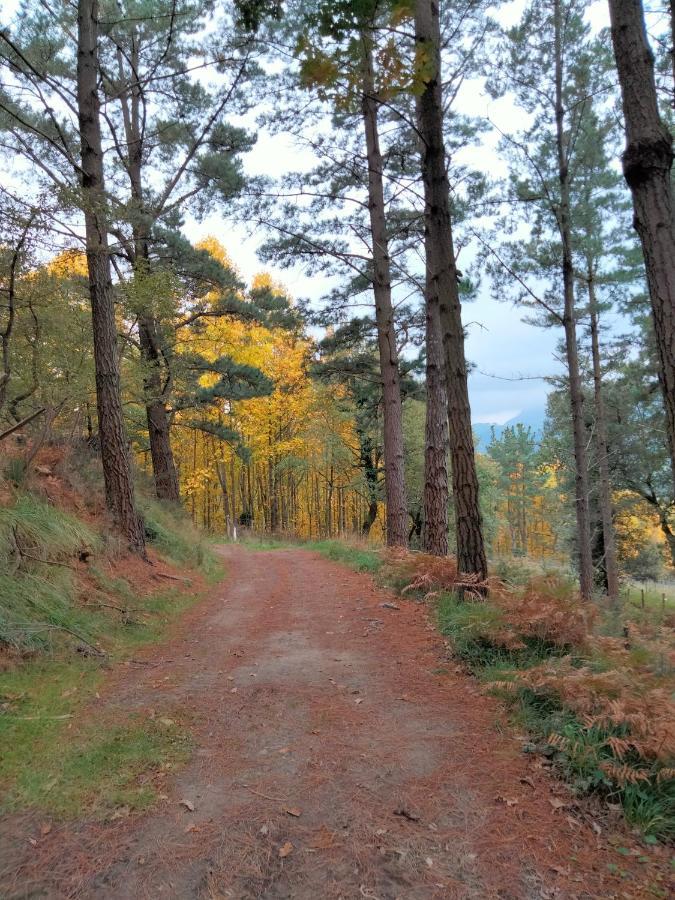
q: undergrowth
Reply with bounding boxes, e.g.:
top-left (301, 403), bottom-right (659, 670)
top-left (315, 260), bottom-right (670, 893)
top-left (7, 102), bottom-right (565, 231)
top-left (0, 450), bottom-right (222, 819)
top-left (427, 563), bottom-right (675, 842)
top-left (306, 539), bottom-right (382, 574)
top-left (328, 544), bottom-right (675, 842)
top-left (0, 490), bottom-right (220, 652)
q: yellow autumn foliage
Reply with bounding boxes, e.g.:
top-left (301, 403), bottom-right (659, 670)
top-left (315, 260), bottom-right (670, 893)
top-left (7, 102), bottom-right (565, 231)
top-left (165, 239), bottom-right (380, 539)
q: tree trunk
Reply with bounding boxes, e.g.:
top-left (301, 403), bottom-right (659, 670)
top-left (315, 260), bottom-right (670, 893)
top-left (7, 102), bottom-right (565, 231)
top-left (422, 276), bottom-right (449, 556)
top-left (216, 459), bottom-right (232, 537)
top-left (138, 314), bottom-right (180, 502)
top-left (554, 0), bottom-right (593, 599)
top-left (76, 0), bottom-right (145, 554)
top-left (588, 275), bottom-right (620, 601)
top-left (608, 0), bottom-right (675, 494)
top-left (360, 40), bottom-right (408, 548)
top-left (0, 219), bottom-right (33, 416)
top-left (414, 0), bottom-right (487, 580)
top-left (119, 37), bottom-right (181, 505)
top-left (658, 510), bottom-right (675, 567)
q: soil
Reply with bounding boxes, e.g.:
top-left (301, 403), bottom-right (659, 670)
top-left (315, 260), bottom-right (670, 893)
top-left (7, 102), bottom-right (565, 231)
top-left (1, 546), bottom-right (672, 899)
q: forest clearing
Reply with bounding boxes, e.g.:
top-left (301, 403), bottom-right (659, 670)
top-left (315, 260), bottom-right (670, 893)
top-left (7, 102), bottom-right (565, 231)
top-left (1, 0), bottom-right (675, 896)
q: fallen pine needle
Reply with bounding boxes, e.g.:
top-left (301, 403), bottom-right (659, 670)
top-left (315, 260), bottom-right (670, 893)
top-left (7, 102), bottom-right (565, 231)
top-left (238, 783), bottom-right (288, 803)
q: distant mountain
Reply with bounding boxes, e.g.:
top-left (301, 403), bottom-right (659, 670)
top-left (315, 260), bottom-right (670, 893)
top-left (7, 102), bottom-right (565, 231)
top-left (472, 407), bottom-right (546, 451)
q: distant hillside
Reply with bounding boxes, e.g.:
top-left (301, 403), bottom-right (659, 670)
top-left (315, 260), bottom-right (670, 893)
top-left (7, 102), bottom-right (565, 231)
top-left (473, 408), bottom-right (546, 451)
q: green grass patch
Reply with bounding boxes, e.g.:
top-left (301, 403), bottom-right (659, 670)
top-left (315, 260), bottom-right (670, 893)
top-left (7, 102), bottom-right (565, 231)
top-left (239, 535), bottom-right (296, 551)
top-left (140, 496), bottom-right (221, 580)
top-left (0, 579), bottom-right (200, 819)
top-left (0, 493), bottom-right (100, 561)
top-left (0, 573), bottom-right (199, 819)
top-left (0, 494), bottom-right (101, 649)
top-left (306, 539), bottom-right (382, 574)
top-left (436, 591), bottom-right (565, 670)
top-left (0, 657), bottom-right (190, 816)
top-left (0, 489), bottom-right (223, 819)
top-left (0, 489), bottom-right (222, 653)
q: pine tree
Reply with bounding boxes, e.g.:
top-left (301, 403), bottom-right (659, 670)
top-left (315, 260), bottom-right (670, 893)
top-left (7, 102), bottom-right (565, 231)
top-left (76, 0), bottom-right (145, 552)
top-left (414, 0), bottom-right (487, 581)
top-left (488, 424), bottom-right (542, 557)
top-left (0, 1), bottom-right (261, 503)
top-left (486, 0), bottom-right (613, 598)
top-left (608, 0), bottom-right (675, 494)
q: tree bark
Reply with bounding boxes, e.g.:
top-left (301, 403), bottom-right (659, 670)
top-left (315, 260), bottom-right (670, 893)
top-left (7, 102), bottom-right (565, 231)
top-left (414, 0), bottom-right (487, 579)
top-left (588, 274), bottom-right (620, 601)
top-left (137, 314), bottom-right (180, 502)
top-left (76, 0), bottom-right (145, 554)
top-left (608, 0), bottom-right (675, 495)
top-left (422, 274), bottom-right (449, 556)
top-left (360, 40), bottom-right (408, 547)
top-left (117, 34), bottom-right (181, 504)
top-left (553, 0), bottom-right (593, 599)
top-left (658, 509), bottom-right (675, 567)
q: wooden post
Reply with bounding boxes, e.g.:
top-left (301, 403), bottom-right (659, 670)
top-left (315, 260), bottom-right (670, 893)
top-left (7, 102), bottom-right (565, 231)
top-left (641, 588), bottom-right (645, 609)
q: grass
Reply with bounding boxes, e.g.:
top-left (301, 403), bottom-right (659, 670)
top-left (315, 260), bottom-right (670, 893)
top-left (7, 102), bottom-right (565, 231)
top-left (432, 587), bottom-right (675, 841)
top-left (0, 574), bottom-right (196, 819)
top-left (0, 485), bottom-right (221, 820)
top-left (0, 490), bottom-right (222, 653)
top-left (239, 534), bottom-right (296, 550)
top-left (0, 493), bottom-right (100, 558)
top-left (140, 496), bottom-right (222, 581)
top-left (0, 494), bottom-right (103, 650)
top-left (306, 539), bottom-right (382, 574)
top-left (621, 583), bottom-right (675, 619)
top-left (0, 657), bottom-right (190, 816)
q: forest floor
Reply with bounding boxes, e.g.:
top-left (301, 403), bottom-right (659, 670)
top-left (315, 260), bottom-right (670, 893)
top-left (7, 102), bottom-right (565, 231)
top-left (1, 545), bottom-right (672, 899)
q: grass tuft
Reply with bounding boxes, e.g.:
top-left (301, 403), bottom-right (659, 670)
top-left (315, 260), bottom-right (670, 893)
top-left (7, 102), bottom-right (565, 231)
top-left (0, 657), bottom-right (190, 816)
top-left (0, 478), bottom-right (221, 819)
top-left (307, 539), bottom-right (382, 574)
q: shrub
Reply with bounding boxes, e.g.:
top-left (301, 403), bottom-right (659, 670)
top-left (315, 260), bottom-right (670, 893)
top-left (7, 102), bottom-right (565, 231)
top-left (622, 540), bottom-right (665, 582)
top-left (382, 549), bottom-right (675, 840)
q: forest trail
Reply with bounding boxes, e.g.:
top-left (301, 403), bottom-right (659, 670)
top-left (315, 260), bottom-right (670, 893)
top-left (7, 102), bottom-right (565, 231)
top-left (1, 546), bottom-right (666, 899)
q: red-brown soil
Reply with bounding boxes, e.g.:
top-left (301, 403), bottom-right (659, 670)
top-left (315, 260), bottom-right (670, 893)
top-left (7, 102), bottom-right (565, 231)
top-left (1, 546), bottom-right (672, 899)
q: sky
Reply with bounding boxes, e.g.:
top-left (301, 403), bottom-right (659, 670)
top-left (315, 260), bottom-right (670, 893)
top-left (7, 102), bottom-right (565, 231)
top-left (2, 0), bottom-right (626, 425)
top-left (188, 124), bottom-right (562, 425)
top-left (185, 0), bottom-right (618, 425)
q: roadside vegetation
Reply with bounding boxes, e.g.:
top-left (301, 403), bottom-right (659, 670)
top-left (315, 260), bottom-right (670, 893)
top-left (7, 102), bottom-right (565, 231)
top-left (310, 540), bottom-right (675, 842)
top-left (0, 442), bottom-right (220, 819)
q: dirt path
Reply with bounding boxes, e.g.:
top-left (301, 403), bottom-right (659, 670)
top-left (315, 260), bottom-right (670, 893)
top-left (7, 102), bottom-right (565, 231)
top-left (2, 547), bottom-right (670, 899)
